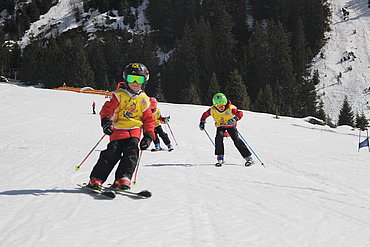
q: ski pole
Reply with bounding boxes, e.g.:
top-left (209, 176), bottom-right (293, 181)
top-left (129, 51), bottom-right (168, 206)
top-left (75, 134), bottom-right (106, 170)
top-left (203, 129), bottom-right (215, 146)
top-left (237, 130), bottom-right (265, 167)
top-left (132, 150), bottom-right (143, 185)
top-left (166, 122), bottom-right (178, 146)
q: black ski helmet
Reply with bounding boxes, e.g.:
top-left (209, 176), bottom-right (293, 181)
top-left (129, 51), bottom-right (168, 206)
top-left (121, 63), bottom-right (150, 93)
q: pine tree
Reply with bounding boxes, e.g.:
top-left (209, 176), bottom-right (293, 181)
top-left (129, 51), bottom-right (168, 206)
top-left (224, 69), bottom-right (250, 110)
top-left (291, 18), bottom-right (309, 78)
top-left (69, 42), bottom-right (95, 88)
top-left (0, 30), bottom-right (6, 76)
top-left (162, 23), bottom-right (199, 103)
top-left (315, 99), bottom-right (326, 122)
top-left (337, 96), bottom-right (355, 127)
top-left (267, 20), bottom-right (296, 116)
top-left (87, 41), bottom-right (109, 90)
top-left (205, 72), bottom-right (221, 105)
top-left (193, 17), bottom-right (216, 99)
top-left (211, 4), bottom-right (237, 84)
top-left (255, 84), bottom-right (276, 114)
top-left (356, 111), bottom-right (368, 131)
top-left (247, 21), bottom-right (272, 100)
top-left (302, 0), bottom-right (330, 54)
top-left (182, 82), bottom-right (202, 105)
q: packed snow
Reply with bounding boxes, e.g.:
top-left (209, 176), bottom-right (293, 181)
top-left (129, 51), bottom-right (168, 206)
top-left (1, 82), bottom-right (370, 247)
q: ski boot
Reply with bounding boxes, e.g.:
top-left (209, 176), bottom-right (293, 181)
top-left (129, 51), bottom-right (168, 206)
top-left (215, 155), bottom-right (225, 167)
top-left (151, 143), bottom-right (163, 152)
top-left (113, 177), bottom-right (131, 190)
top-left (245, 156), bottom-right (254, 167)
top-left (87, 178), bottom-right (103, 190)
top-left (167, 144), bottom-right (174, 152)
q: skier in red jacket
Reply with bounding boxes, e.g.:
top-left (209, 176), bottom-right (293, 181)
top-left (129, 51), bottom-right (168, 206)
top-left (199, 93), bottom-right (253, 167)
top-left (87, 63), bottom-right (155, 190)
top-left (149, 97), bottom-right (173, 152)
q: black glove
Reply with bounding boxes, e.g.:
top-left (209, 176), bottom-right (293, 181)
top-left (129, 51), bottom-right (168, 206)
top-left (140, 132), bottom-right (153, 150)
top-left (199, 121), bottom-right (205, 131)
top-left (101, 117), bottom-right (114, 135)
top-left (162, 116), bottom-right (170, 123)
top-left (227, 116), bottom-right (239, 125)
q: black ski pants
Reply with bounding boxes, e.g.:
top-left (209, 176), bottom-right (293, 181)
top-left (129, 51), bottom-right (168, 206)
top-left (90, 137), bottom-right (139, 182)
top-left (215, 127), bottom-right (251, 158)
top-left (153, 125), bottom-right (171, 145)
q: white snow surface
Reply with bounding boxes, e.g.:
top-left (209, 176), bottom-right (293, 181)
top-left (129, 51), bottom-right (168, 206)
top-left (1, 83), bottom-right (370, 247)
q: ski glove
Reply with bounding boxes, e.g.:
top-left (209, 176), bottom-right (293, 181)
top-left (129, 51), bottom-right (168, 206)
top-left (101, 117), bottom-right (114, 135)
top-left (140, 132), bottom-right (153, 150)
top-left (162, 116), bottom-right (170, 123)
top-left (227, 116), bottom-right (239, 126)
top-left (199, 121), bottom-right (205, 131)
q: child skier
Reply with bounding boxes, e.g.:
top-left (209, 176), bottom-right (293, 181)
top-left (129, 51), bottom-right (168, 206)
top-left (199, 93), bottom-right (254, 167)
top-left (87, 63), bottom-right (155, 190)
top-left (150, 97), bottom-right (174, 152)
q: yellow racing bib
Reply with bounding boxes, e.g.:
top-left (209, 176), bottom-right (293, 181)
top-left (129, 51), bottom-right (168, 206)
top-left (211, 105), bottom-right (236, 127)
top-left (112, 90), bottom-right (150, 129)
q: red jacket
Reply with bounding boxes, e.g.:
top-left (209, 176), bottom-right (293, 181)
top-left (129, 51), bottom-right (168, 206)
top-left (100, 91), bottom-right (155, 142)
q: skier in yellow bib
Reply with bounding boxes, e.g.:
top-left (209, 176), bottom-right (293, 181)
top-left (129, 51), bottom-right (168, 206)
top-left (199, 93), bottom-right (254, 167)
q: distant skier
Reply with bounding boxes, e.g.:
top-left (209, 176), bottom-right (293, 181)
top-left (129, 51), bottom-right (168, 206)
top-left (87, 63), bottom-right (155, 190)
top-left (149, 97), bottom-right (174, 152)
top-left (342, 7), bottom-right (349, 20)
top-left (199, 93), bottom-right (254, 167)
top-left (92, 101), bottom-right (96, 114)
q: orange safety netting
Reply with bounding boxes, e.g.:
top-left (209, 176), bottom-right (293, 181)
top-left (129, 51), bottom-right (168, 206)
top-left (53, 87), bottom-right (112, 96)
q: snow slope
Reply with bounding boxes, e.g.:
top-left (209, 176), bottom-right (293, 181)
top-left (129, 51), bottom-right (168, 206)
top-left (1, 83), bottom-right (370, 247)
top-left (312, 0), bottom-right (370, 121)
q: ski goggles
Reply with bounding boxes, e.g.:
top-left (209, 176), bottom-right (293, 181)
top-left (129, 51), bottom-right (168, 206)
top-left (126, 74), bottom-right (145, 84)
top-left (215, 103), bottom-right (226, 108)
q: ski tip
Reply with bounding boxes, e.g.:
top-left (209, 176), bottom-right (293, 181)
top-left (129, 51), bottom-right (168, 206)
top-left (102, 191), bottom-right (116, 199)
top-left (138, 190), bottom-right (152, 198)
top-left (75, 165), bottom-right (80, 171)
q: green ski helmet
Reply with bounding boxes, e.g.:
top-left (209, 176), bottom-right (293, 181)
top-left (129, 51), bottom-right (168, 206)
top-left (212, 93), bottom-right (227, 107)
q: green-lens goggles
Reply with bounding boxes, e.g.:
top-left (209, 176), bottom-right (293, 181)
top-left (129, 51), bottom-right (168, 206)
top-left (126, 74), bottom-right (145, 84)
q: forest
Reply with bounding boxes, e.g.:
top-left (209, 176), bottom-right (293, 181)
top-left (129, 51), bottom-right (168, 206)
top-left (0, 0), bottom-right (333, 119)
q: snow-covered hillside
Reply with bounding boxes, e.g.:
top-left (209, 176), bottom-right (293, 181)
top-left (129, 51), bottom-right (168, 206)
top-left (1, 83), bottom-right (370, 247)
top-left (312, 0), bottom-right (370, 121)
top-left (18, 0), bottom-right (150, 48)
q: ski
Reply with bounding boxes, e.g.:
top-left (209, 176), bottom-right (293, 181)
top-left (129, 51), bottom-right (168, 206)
top-left (104, 186), bottom-right (152, 198)
top-left (77, 184), bottom-right (116, 199)
top-left (215, 161), bottom-right (225, 167)
top-left (151, 148), bottom-right (173, 152)
top-left (245, 161), bottom-right (255, 167)
top-left (214, 161), bottom-right (255, 167)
